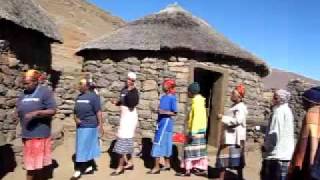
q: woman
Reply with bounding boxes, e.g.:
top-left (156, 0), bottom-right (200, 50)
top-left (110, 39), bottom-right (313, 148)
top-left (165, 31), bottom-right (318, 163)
top-left (71, 78), bottom-right (104, 179)
top-left (16, 69), bottom-right (56, 180)
top-left (216, 84), bottom-right (248, 180)
top-left (176, 82), bottom-right (208, 177)
top-left (148, 79), bottom-right (177, 174)
top-left (288, 86), bottom-right (320, 180)
top-left (261, 89), bottom-right (294, 180)
top-left (111, 72), bottom-right (139, 176)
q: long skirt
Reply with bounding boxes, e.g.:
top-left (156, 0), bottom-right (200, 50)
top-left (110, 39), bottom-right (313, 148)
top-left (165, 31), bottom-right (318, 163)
top-left (260, 159), bottom-right (290, 180)
top-left (181, 133), bottom-right (208, 171)
top-left (151, 118), bottom-right (173, 158)
top-left (216, 143), bottom-right (245, 169)
top-left (23, 137), bottom-right (52, 171)
top-left (75, 127), bottom-right (100, 162)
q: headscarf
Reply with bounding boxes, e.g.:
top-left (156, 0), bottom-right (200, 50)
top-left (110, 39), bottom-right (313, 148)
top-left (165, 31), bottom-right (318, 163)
top-left (303, 86), bottom-right (320, 105)
top-left (188, 82), bottom-right (200, 95)
top-left (275, 89), bottom-right (291, 104)
top-left (80, 78), bottom-right (95, 89)
top-left (235, 84), bottom-right (245, 98)
top-left (163, 79), bottom-right (176, 94)
top-left (128, 72), bottom-right (137, 80)
top-left (24, 69), bottom-right (41, 81)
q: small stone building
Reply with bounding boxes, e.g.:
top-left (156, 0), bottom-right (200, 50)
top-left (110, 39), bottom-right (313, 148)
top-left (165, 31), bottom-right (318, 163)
top-left (76, 4), bottom-right (270, 147)
top-left (0, 0), bottom-right (62, 143)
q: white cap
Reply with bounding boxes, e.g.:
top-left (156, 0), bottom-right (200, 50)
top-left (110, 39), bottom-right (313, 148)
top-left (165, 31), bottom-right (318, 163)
top-left (128, 72), bottom-right (137, 80)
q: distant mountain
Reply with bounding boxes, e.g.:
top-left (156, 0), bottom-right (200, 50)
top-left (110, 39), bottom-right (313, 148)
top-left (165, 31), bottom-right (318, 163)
top-left (34, 0), bottom-right (125, 72)
top-left (262, 68), bottom-right (320, 90)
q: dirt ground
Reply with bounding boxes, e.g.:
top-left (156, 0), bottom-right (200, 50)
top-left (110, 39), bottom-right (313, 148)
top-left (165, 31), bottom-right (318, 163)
top-left (3, 133), bottom-right (263, 180)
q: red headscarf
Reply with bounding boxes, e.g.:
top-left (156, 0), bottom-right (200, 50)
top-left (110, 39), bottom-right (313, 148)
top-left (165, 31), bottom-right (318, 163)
top-left (235, 84), bottom-right (245, 98)
top-left (163, 79), bottom-right (176, 94)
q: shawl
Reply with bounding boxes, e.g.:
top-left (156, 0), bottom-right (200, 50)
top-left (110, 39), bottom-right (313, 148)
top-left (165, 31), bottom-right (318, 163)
top-left (188, 94), bottom-right (207, 135)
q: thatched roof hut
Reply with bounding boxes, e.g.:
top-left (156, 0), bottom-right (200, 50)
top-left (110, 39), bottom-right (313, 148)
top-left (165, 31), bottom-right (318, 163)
top-left (0, 0), bottom-right (62, 42)
top-left (76, 4), bottom-right (270, 147)
top-left (0, 0), bottom-right (63, 144)
top-left (77, 4), bottom-right (269, 77)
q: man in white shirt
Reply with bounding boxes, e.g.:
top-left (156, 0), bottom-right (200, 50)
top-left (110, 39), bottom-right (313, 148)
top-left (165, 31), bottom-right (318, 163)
top-left (261, 89), bottom-right (294, 180)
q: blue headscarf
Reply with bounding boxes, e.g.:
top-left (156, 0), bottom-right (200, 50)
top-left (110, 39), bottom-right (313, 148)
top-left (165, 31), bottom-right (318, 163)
top-left (303, 86), bottom-right (320, 105)
top-left (188, 82), bottom-right (200, 94)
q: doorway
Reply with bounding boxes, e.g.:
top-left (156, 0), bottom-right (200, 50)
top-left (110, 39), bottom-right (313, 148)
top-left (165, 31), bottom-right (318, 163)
top-left (193, 67), bottom-right (227, 147)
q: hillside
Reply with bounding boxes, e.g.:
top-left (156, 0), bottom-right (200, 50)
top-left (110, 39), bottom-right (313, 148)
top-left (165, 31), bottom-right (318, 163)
top-left (34, 0), bottom-right (125, 72)
top-left (263, 68), bottom-right (319, 90)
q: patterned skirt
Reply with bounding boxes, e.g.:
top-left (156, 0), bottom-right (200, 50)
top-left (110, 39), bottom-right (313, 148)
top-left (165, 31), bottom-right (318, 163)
top-left (23, 137), bottom-right (52, 171)
top-left (181, 133), bottom-right (208, 171)
top-left (113, 138), bottom-right (134, 155)
top-left (215, 143), bottom-right (245, 169)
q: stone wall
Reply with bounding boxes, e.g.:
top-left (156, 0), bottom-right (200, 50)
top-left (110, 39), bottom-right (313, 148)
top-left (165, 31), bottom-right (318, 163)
top-left (0, 22), bottom-right (66, 159)
top-left (287, 79), bottom-right (315, 139)
top-left (81, 53), bottom-right (266, 150)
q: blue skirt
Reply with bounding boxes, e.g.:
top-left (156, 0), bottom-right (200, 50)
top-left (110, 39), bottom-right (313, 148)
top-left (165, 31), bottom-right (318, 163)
top-left (75, 127), bottom-right (100, 162)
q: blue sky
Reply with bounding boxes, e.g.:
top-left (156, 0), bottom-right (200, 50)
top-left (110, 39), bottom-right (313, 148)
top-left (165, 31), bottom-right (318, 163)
top-left (89, 0), bottom-right (320, 80)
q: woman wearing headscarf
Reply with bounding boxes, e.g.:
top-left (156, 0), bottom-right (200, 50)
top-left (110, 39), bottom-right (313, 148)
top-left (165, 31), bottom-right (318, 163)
top-left (147, 79), bottom-right (178, 174)
top-left (16, 69), bottom-right (56, 180)
top-left (261, 89), bottom-right (294, 180)
top-left (71, 78), bottom-right (104, 179)
top-left (111, 72), bottom-right (139, 176)
top-left (176, 82), bottom-right (208, 177)
top-left (288, 86), bottom-right (320, 180)
top-left (216, 84), bottom-right (248, 180)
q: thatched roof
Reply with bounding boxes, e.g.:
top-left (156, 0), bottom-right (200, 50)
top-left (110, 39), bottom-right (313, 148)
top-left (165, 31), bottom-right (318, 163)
top-left (77, 4), bottom-right (269, 76)
top-left (0, 0), bottom-right (62, 42)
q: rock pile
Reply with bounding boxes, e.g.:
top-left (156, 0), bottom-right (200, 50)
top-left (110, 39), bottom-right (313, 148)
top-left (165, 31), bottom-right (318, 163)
top-left (287, 79), bottom-right (315, 139)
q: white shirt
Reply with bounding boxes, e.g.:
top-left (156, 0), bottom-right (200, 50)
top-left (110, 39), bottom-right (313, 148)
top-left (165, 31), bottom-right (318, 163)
top-left (263, 103), bottom-right (295, 161)
top-left (221, 102), bottom-right (248, 146)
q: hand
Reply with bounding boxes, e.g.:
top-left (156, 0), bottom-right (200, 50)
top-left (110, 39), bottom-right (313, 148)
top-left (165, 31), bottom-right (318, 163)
top-left (111, 100), bottom-right (118, 105)
top-left (218, 114), bottom-right (223, 119)
top-left (25, 111), bottom-right (39, 121)
top-left (75, 118), bottom-right (81, 125)
top-left (99, 125), bottom-right (104, 137)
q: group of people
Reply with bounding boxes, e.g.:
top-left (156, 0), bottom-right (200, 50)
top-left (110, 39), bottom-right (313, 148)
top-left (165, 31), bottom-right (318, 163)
top-left (15, 69), bottom-right (320, 180)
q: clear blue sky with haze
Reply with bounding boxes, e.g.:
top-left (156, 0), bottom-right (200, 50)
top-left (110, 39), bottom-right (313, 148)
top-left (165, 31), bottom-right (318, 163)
top-left (89, 0), bottom-right (320, 80)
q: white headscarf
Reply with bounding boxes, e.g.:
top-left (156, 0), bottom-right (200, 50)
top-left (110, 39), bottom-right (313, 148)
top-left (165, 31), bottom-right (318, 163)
top-left (275, 89), bottom-right (291, 104)
top-left (128, 72), bottom-right (137, 80)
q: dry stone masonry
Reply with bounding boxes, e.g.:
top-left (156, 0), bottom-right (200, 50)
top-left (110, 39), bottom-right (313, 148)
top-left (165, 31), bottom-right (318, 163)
top-left (81, 55), bottom-right (266, 150)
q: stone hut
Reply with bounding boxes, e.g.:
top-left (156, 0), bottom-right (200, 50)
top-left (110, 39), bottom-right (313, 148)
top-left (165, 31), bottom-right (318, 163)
top-left (76, 4), bottom-right (270, 147)
top-left (0, 0), bottom-right (62, 142)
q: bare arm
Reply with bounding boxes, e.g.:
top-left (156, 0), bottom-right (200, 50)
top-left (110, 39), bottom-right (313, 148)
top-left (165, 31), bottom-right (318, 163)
top-left (97, 111), bottom-right (104, 136)
top-left (25, 109), bottom-right (56, 121)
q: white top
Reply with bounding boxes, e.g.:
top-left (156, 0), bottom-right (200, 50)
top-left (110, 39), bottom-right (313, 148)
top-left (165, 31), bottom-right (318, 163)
top-left (221, 102), bottom-right (248, 146)
top-left (263, 103), bottom-right (295, 161)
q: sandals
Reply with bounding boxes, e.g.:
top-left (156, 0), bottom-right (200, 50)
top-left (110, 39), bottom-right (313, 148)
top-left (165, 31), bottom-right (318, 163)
top-left (160, 167), bottom-right (170, 171)
top-left (110, 169), bottom-right (125, 176)
top-left (124, 165), bottom-right (134, 170)
top-left (146, 169), bottom-right (161, 174)
top-left (175, 172), bottom-right (191, 177)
